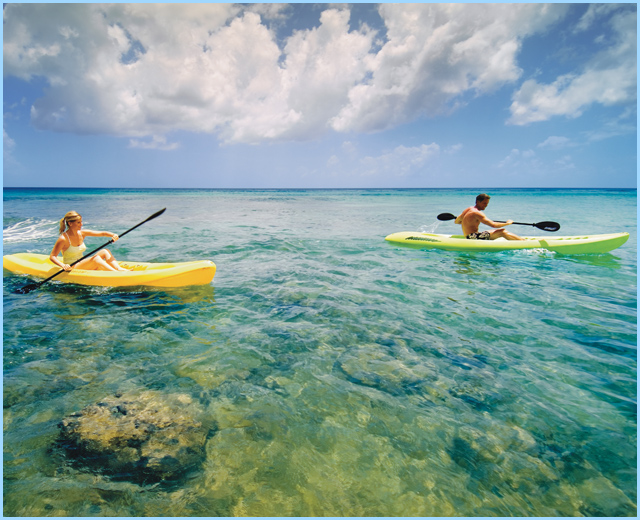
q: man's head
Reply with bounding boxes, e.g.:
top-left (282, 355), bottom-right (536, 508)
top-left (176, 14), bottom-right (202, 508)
top-left (475, 193), bottom-right (490, 209)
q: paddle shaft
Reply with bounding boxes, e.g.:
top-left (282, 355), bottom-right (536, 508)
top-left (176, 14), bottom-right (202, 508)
top-left (436, 213), bottom-right (560, 232)
top-left (496, 220), bottom-right (535, 226)
top-left (16, 208), bottom-right (166, 293)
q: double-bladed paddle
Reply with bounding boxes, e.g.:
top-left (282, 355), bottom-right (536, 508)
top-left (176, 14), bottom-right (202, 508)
top-left (437, 212), bottom-right (560, 232)
top-left (15, 208), bottom-right (167, 294)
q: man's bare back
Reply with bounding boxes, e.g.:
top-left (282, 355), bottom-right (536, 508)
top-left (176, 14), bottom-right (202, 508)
top-left (457, 205), bottom-right (486, 236)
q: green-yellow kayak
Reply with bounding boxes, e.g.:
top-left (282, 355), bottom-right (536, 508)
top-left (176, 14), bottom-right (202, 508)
top-left (3, 253), bottom-right (216, 287)
top-left (385, 231), bottom-right (629, 254)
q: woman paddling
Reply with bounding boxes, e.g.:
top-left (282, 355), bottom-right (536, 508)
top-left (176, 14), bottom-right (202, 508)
top-left (50, 211), bottom-right (128, 271)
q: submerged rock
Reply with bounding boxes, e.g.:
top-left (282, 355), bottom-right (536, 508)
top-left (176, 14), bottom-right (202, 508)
top-left (335, 346), bottom-right (436, 397)
top-left (56, 391), bottom-right (212, 485)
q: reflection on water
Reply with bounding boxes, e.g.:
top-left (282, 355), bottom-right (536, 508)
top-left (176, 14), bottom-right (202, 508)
top-left (559, 252), bottom-right (624, 269)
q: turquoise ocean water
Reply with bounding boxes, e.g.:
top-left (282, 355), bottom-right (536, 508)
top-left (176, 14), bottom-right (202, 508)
top-left (3, 188), bottom-right (637, 516)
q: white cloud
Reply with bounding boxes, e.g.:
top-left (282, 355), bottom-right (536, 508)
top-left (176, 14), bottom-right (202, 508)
top-left (554, 155), bottom-right (576, 170)
top-left (585, 118), bottom-right (637, 143)
top-left (360, 143), bottom-right (440, 177)
top-left (245, 3), bottom-right (290, 22)
top-left (327, 155), bottom-right (339, 168)
top-left (3, 127), bottom-right (20, 169)
top-left (538, 136), bottom-right (574, 150)
top-left (331, 3), bottom-right (569, 133)
top-left (342, 141), bottom-right (356, 155)
top-left (498, 147), bottom-right (578, 175)
top-left (508, 7), bottom-right (636, 125)
top-left (3, 3), bottom-right (575, 144)
top-left (497, 148), bottom-right (538, 169)
top-left (4, 128), bottom-right (16, 152)
top-left (573, 4), bottom-right (619, 33)
top-left (128, 135), bottom-right (179, 151)
top-left (275, 8), bottom-right (375, 141)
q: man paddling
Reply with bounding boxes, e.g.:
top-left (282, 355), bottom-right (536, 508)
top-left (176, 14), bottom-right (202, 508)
top-left (455, 194), bottom-right (524, 240)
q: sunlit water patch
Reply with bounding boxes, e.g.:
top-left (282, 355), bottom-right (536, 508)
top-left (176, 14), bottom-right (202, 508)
top-left (3, 188), bottom-right (636, 516)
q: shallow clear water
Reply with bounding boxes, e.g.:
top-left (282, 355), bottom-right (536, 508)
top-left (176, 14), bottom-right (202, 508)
top-left (3, 188), bottom-right (637, 516)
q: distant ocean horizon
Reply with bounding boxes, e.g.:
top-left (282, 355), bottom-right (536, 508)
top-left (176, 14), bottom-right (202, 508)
top-left (4, 186), bottom-right (637, 190)
top-left (3, 187), bottom-right (637, 516)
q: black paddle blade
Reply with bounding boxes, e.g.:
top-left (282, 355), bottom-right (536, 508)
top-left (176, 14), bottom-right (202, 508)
top-left (146, 208), bottom-right (167, 221)
top-left (535, 221), bottom-right (560, 232)
top-left (437, 213), bottom-right (457, 221)
top-left (14, 283), bottom-right (40, 295)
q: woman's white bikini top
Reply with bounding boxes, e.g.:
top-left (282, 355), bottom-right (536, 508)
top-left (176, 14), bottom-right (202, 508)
top-left (62, 232), bottom-right (87, 264)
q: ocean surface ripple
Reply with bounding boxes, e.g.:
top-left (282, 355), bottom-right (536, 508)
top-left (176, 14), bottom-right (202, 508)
top-left (3, 188), bottom-right (637, 516)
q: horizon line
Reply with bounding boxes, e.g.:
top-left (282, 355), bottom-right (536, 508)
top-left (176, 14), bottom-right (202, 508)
top-left (4, 186), bottom-right (637, 191)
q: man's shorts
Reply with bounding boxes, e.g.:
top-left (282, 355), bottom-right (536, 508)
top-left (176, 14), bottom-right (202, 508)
top-left (466, 231), bottom-right (491, 240)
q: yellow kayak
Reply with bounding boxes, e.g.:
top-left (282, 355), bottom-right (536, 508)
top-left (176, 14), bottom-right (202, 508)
top-left (385, 231), bottom-right (629, 254)
top-left (3, 253), bottom-right (216, 288)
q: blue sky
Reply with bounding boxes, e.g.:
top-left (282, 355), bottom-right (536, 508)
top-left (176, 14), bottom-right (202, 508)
top-left (3, 3), bottom-right (637, 189)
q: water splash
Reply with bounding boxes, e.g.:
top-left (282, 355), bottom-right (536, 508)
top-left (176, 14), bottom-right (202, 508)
top-left (3, 219), bottom-right (57, 243)
top-left (418, 222), bottom-right (442, 233)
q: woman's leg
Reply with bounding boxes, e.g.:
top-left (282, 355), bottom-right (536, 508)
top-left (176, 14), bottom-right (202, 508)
top-left (72, 250), bottom-right (129, 271)
top-left (97, 249), bottom-right (128, 271)
top-left (75, 254), bottom-right (117, 271)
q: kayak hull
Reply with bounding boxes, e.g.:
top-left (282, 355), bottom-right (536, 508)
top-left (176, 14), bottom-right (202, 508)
top-left (385, 232), bottom-right (629, 254)
top-left (3, 253), bottom-right (216, 287)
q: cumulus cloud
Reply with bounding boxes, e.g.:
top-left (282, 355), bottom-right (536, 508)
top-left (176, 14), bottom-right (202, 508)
top-left (3, 3), bottom-right (603, 146)
top-left (508, 6), bottom-right (636, 125)
top-left (332, 3), bottom-right (568, 133)
top-left (277, 8), bottom-right (375, 141)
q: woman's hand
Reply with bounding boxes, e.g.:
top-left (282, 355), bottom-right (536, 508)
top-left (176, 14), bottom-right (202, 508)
top-left (62, 264), bottom-right (73, 271)
top-left (111, 234), bottom-right (119, 242)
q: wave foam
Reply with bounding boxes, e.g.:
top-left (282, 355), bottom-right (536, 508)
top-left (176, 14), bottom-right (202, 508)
top-left (3, 219), bottom-right (57, 243)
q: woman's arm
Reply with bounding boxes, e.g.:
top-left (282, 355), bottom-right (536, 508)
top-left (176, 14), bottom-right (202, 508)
top-left (82, 230), bottom-right (119, 241)
top-left (49, 236), bottom-right (71, 270)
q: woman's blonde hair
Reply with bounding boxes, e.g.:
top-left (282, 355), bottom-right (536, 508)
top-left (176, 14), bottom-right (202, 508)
top-left (59, 211), bottom-right (82, 234)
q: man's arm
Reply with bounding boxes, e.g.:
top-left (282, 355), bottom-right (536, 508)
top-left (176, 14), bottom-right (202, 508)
top-left (479, 213), bottom-right (513, 228)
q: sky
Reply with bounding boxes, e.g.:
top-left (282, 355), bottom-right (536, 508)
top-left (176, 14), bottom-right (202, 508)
top-left (2, 2), bottom-right (637, 189)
